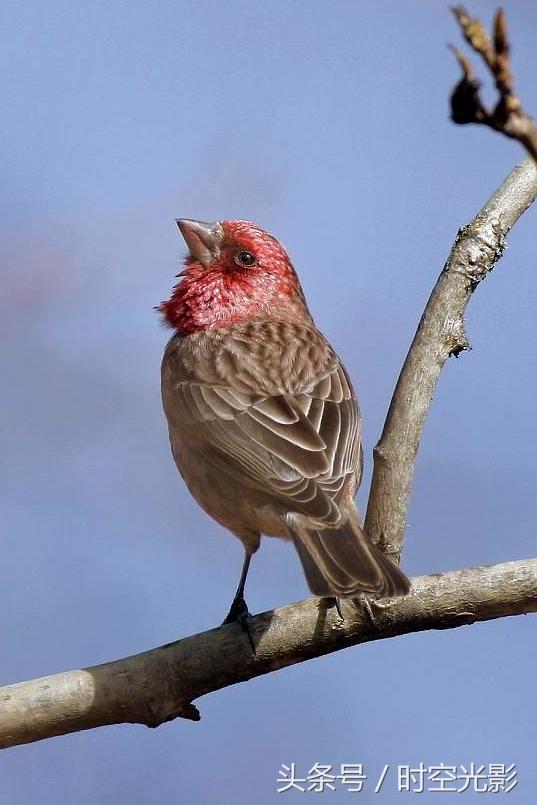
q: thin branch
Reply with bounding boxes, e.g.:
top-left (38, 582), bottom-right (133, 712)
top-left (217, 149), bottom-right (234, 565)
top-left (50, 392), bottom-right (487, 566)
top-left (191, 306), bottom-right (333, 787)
top-left (449, 7), bottom-right (537, 160)
top-left (364, 156), bottom-right (537, 560)
top-left (1, 557), bottom-right (537, 750)
top-left (364, 8), bottom-right (537, 564)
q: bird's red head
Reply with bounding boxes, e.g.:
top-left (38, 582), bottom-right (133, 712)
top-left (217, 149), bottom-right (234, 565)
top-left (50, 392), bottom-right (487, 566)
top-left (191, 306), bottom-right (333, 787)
top-left (158, 219), bottom-right (311, 334)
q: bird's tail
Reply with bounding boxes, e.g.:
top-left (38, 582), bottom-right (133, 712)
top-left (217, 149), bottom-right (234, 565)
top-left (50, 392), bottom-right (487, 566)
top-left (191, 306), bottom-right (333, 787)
top-left (290, 507), bottom-right (410, 598)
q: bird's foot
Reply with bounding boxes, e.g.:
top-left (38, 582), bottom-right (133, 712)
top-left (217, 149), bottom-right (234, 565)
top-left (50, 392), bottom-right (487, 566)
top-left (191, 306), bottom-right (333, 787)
top-left (357, 593), bottom-right (392, 629)
top-left (222, 597), bottom-right (255, 653)
top-left (223, 594), bottom-right (251, 624)
top-left (325, 596), bottom-right (345, 620)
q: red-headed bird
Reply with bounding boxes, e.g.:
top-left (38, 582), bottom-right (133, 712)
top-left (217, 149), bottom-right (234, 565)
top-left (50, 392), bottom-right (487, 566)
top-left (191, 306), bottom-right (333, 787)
top-left (159, 219), bottom-right (409, 626)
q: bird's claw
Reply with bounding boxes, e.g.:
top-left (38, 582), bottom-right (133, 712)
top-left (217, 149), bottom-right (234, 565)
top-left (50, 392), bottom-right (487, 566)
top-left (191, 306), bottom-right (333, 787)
top-left (325, 596), bottom-right (345, 620)
top-left (357, 593), bottom-right (392, 629)
top-left (222, 597), bottom-right (256, 653)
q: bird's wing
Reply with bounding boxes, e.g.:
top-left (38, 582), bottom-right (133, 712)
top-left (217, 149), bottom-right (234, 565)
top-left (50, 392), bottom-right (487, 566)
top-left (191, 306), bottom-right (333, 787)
top-left (162, 334), bottom-right (361, 527)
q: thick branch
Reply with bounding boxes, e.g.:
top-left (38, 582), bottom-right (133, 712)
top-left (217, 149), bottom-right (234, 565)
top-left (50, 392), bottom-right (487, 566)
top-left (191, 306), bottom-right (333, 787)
top-left (1, 557), bottom-right (536, 750)
top-left (364, 157), bottom-right (537, 560)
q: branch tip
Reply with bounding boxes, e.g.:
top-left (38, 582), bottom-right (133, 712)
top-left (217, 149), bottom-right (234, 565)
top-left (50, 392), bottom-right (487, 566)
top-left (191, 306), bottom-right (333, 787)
top-left (449, 6), bottom-right (537, 159)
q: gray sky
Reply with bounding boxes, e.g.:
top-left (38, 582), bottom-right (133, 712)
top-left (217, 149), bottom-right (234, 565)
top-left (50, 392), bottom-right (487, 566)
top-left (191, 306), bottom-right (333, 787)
top-left (2, 1), bottom-right (537, 802)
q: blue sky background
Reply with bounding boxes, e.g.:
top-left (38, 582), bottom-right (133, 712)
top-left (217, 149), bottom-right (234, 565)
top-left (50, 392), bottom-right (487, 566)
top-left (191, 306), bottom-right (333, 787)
top-left (2, 0), bottom-right (537, 802)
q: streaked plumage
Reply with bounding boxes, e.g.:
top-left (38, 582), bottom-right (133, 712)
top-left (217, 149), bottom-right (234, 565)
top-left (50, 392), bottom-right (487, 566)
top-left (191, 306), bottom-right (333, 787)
top-left (160, 219), bottom-right (409, 614)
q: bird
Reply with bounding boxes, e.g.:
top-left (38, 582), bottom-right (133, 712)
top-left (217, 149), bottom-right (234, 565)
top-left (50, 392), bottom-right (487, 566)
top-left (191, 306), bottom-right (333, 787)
top-left (159, 218), bottom-right (410, 630)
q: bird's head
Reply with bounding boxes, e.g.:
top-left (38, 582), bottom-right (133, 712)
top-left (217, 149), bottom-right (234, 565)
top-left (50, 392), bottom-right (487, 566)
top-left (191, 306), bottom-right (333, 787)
top-left (158, 219), bottom-right (310, 333)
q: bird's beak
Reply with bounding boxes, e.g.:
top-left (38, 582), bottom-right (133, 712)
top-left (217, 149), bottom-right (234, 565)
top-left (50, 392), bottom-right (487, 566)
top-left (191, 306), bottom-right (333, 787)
top-left (176, 219), bottom-right (223, 267)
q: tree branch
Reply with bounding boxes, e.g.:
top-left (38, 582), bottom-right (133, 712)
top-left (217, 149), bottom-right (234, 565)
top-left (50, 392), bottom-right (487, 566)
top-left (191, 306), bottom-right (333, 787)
top-left (449, 7), bottom-right (537, 160)
top-left (364, 6), bottom-right (537, 561)
top-left (364, 156), bottom-right (537, 560)
top-left (1, 557), bottom-right (537, 750)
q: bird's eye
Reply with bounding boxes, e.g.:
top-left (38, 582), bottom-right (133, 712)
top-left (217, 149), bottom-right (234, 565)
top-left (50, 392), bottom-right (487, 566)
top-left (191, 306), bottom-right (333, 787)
top-left (234, 250), bottom-right (257, 268)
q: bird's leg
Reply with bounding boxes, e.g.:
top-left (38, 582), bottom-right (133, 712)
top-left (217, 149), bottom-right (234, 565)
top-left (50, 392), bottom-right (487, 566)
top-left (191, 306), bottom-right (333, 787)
top-left (222, 550), bottom-right (255, 651)
top-left (223, 550), bottom-right (251, 621)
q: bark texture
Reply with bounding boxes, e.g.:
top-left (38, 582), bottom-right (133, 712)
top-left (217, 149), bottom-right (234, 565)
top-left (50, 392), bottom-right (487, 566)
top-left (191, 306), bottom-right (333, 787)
top-left (1, 558), bottom-right (537, 749)
top-left (364, 157), bottom-right (537, 559)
